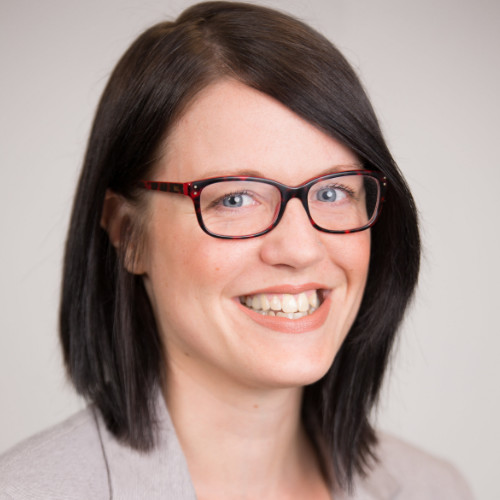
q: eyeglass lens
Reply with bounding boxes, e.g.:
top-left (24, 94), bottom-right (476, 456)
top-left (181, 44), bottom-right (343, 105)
top-left (198, 174), bottom-right (380, 237)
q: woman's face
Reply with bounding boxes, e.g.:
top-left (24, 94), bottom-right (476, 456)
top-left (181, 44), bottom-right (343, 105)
top-left (139, 80), bottom-right (370, 391)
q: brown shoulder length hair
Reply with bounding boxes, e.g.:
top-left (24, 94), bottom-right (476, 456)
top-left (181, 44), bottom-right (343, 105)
top-left (60, 1), bottom-right (420, 489)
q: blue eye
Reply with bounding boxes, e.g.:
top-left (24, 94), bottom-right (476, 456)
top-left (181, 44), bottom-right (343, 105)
top-left (315, 187), bottom-right (346, 202)
top-left (220, 192), bottom-right (254, 208)
top-left (223, 194), bottom-right (242, 207)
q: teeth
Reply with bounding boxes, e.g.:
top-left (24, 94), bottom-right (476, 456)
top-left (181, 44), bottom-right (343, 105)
top-left (260, 294), bottom-right (270, 311)
top-left (241, 290), bottom-right (322, 319)
top-left (251, 295), bottom-right (261, 310)
top-left (309, 291), bottom-right (319, 308)
top-left (282, 294), bottom-right (298, 313)
top-left (297, 293), bottom-right (309, 312)
top-left (270, 295), bottom-right (282, 311)
top-left (277, 312), bottom-right (295, 319)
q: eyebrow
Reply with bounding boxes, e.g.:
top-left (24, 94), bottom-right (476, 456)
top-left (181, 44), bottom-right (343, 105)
top-left (315, 163), bottom-right (364, 175)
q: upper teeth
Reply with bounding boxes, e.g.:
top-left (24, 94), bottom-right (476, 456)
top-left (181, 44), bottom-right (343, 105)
top-left (240, 290), bottom-right (320, 318)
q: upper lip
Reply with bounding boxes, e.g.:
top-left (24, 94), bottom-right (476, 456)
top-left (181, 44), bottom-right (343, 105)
top-left (239, 283), bottom-right (329, 296)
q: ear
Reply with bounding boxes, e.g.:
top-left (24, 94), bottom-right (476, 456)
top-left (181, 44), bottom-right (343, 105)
top-left (101, 189), bottom-right (146, 275)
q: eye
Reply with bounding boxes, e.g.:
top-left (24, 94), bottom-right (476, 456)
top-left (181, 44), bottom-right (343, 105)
top-left (219, 191), bottom-right (255, 208)
top-left (210, 191), bottom-right (256, 208)
top-left (315, 186), bottom-right (348, 202)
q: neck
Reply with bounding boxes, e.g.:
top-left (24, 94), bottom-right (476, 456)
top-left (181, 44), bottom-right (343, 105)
top-left (163, 361), bottom-right (328, 499)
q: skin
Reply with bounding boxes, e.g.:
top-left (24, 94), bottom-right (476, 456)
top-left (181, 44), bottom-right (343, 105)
top-left (108, 80), bottom-right (371, 499)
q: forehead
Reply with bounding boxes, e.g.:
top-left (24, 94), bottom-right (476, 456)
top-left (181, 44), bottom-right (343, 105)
top-left (157, 79), bottom-right (359, 183)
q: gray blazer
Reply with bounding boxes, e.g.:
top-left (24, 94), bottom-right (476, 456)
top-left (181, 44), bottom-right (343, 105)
top-left (0, 397), bottom-right (474, 499)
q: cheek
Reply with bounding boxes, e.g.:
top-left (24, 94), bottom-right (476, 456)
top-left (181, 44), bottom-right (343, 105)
top-left (323, 232), bottom-right (371, 344)
top-left (144, 219), bottom-right (251, 301)
top-left (344, 233), bottom-right (371, 322)
top-left (323, 233), bottom-right (371, 352)
top-left (350, 237), bottom-right (371, 286)
top-left (326, 231), bottom-right (371, 284)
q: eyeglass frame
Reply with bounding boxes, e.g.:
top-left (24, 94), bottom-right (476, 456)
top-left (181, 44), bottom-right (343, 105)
top-left (139, 170), bottom-right (388, 239)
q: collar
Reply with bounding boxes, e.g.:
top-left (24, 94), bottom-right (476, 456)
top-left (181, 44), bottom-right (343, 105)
top-left (95, 394), bottom-right (399, 500)
top-left (96, 395), bottom-right (197, 499)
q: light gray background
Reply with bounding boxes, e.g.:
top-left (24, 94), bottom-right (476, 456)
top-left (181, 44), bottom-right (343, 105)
top-left (1, 1), bottom-right (498, 498)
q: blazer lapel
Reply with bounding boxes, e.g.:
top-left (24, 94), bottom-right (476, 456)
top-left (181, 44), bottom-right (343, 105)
top-left (96, 396), bottom-right (197, 500)
top-left (95, 393), bottom-right (399, 500)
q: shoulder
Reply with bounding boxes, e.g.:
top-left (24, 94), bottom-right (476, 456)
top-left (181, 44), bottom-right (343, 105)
top-left (0, 398), bottom-right (197, 500)
top-left (0, 408), bottom-right (109, 500)
top-left (352, 433), bottom-right (475, 500)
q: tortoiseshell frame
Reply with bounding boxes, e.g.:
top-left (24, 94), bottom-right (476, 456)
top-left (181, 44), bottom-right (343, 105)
top-left (140, 170), bottom-right (387, 239)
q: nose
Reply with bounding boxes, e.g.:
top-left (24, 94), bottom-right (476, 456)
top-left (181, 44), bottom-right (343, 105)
top-left (259, 198), bottom-right (325, 269)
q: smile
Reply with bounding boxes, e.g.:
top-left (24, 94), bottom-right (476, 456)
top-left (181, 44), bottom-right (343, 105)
top-left (239, 290), bottom-right (324, 319)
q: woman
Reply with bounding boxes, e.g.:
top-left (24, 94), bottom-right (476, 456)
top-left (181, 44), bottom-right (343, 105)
top-left (0, 2), bottom-right (473, 499)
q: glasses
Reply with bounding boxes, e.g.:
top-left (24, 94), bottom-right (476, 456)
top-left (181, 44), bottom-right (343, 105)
top-left (139, 171), bottom-right (387, 239)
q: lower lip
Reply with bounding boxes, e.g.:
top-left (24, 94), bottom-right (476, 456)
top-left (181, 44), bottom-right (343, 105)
top-left (236, 295), bottom-right (331, 334)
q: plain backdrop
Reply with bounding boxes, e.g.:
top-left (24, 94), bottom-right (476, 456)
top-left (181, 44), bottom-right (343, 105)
top-left (1, 1), bottom-right (499, 498)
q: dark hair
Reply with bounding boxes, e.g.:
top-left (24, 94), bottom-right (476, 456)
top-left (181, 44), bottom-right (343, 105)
top-left (60, 1), bottom-right (420, 490)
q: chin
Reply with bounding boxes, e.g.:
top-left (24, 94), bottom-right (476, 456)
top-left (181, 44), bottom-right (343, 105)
top-left (249, 354), bottom-right (335, 390)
